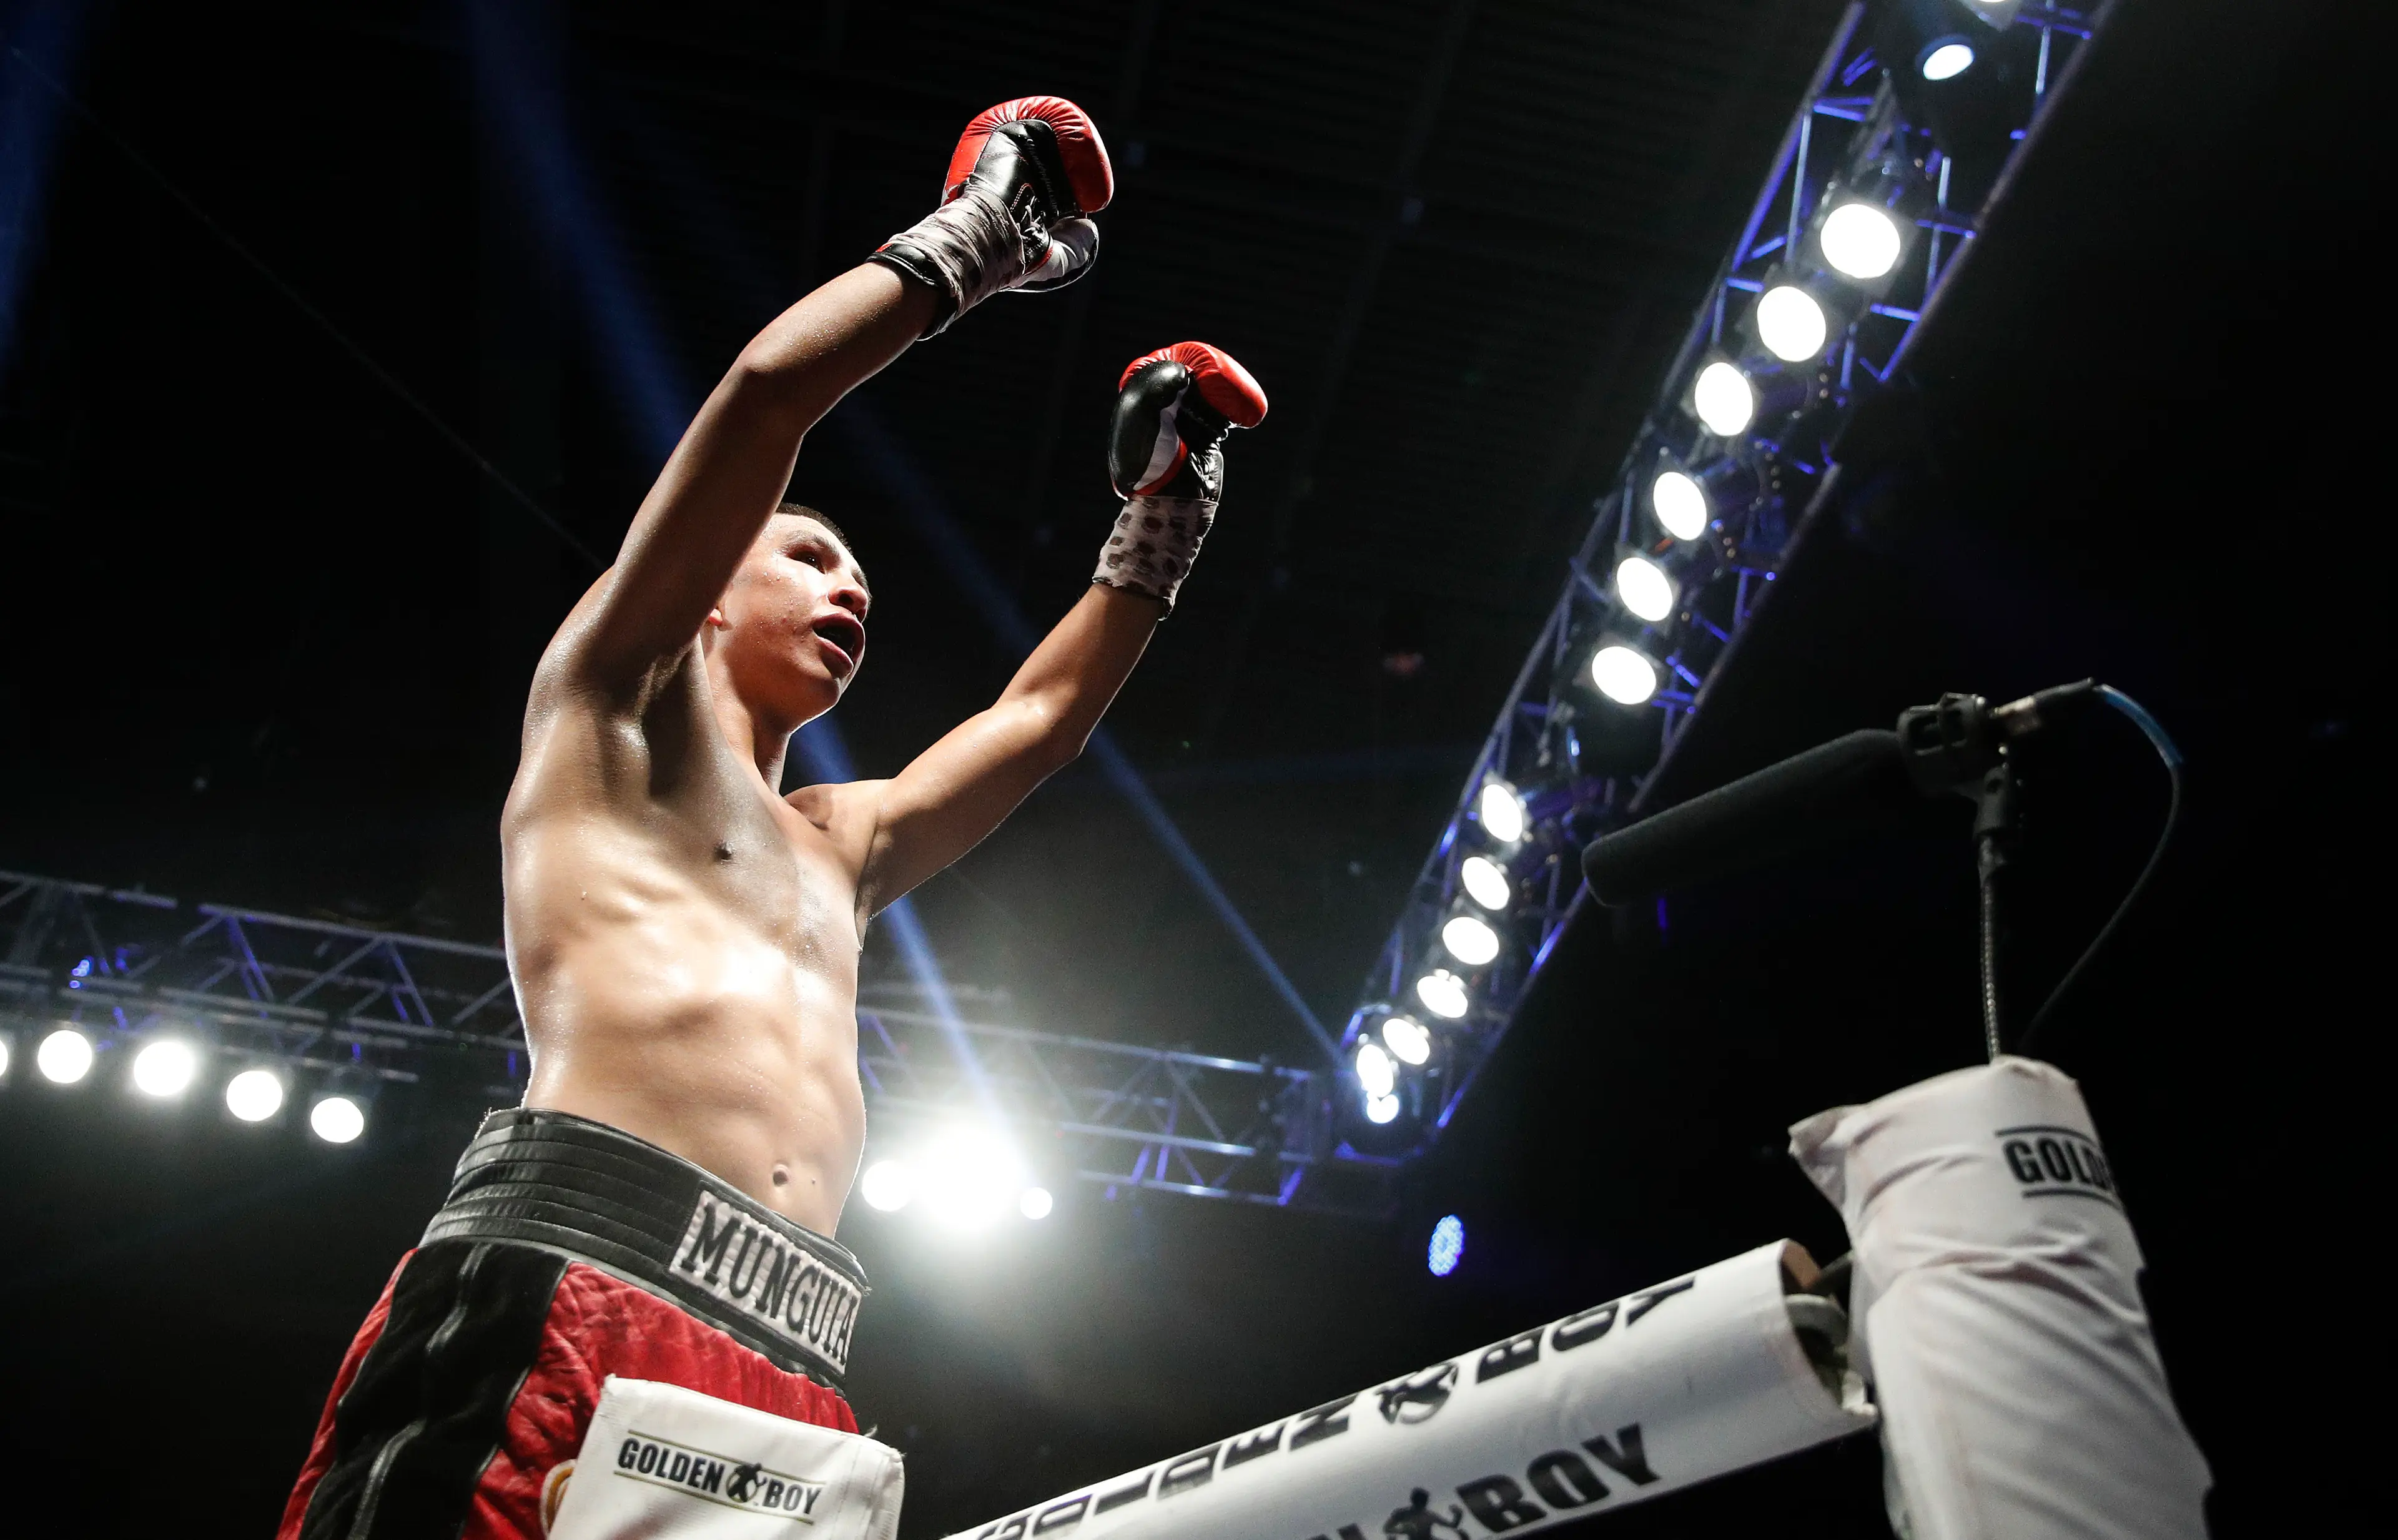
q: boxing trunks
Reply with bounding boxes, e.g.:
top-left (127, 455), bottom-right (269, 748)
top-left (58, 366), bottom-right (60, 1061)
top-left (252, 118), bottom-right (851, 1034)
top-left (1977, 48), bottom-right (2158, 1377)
top-left (279, 1109), bottom-right (902, 1540)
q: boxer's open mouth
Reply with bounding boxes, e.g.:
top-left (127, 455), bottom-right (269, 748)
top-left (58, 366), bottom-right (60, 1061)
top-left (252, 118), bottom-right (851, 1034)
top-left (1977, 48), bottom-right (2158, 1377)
top-left (811, 614), bottom-right (865, 674)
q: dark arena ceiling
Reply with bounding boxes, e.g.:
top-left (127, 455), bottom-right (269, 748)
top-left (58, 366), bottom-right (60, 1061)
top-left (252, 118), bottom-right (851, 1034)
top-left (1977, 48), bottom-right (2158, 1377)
top-left (0, 0), bottom-right (1850, 1025)
top-left (0, 1), bottom-right (2374, 1537)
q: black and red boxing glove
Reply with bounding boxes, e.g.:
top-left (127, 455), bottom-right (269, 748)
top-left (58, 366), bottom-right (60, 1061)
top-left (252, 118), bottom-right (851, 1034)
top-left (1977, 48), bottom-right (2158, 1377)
top-left (871, 97), bottom-right (1114, 338)
top-left (1094, 343), bottom-right (1268, 615)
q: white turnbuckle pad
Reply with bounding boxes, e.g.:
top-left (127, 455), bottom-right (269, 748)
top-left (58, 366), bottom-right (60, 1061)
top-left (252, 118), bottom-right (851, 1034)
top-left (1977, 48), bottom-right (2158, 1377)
top-left (1792, 1055), bottom-right (2211, 1539)
top-left (547, 1376), bottom-right (904, 1540)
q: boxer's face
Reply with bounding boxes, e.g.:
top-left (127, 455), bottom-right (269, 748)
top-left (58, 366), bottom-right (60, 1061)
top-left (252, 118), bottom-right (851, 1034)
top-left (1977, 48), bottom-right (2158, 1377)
top-left (708, 513), bottom-right (869, 726)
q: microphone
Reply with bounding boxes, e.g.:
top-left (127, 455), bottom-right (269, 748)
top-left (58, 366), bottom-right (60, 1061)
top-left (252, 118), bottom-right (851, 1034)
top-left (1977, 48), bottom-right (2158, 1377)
top-left (1579, 681), bottom-right (2094, 907)
top-left (1579, 731), bottom-right (1913, 907)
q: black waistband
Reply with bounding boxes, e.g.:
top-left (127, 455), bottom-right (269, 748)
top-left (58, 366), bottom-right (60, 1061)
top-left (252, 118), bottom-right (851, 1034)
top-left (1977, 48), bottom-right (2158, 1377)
top-left (421, 1107), bottom-right (867, 1386)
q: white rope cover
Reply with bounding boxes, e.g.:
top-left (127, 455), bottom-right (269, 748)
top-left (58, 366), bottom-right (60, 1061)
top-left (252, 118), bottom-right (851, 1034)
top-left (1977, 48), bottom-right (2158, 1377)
top-left (945, 1240), bottom-right (1873, 1539)
top-left (1792, 1057), bottom-right (2211, 1539)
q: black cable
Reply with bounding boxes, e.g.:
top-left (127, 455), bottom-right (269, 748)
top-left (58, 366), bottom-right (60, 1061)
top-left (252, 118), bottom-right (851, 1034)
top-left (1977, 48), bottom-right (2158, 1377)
top-left (1978, 856), bottom-right (2003, 1062)
top-left (2016, 686), bottom-right (2185, 1054)
top-left (2, 42), bottom-right (606, 572)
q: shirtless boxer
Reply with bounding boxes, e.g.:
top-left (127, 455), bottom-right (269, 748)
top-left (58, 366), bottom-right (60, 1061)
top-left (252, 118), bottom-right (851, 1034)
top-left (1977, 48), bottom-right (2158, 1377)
top-left (278, 97), bottom-right (1268, 1539)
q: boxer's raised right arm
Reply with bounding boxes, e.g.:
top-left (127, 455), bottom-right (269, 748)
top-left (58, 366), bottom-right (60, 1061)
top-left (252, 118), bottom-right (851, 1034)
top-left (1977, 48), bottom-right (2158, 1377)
top-left (556, 267), bottom-right (931, 693)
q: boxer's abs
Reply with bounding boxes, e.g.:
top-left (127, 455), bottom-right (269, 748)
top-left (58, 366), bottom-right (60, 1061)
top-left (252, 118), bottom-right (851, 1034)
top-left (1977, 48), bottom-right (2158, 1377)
top-left (501, 792), bottom-right (867, 1236)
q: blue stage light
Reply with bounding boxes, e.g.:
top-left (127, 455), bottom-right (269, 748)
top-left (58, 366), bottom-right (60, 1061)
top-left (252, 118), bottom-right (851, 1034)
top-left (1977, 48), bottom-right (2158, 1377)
top-left (1428, 1214), bottom-right (1466, 1276)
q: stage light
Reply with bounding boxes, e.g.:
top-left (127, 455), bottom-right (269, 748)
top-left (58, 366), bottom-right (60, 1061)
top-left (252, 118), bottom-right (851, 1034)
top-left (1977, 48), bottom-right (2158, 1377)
top-left (1756, 285), bottom-right (1830, 362)
top-left (1428, 1214), bottom-right (1466, 1277)
top-left (1364, 1092), bottom-right (1401, 1125)
top-left (1415, 968), bottom-right (1470, 1020)
top-left (1477, 779), bottom-right (1527, 844)
top-left (1590, 644), bottom-right (1660, 706)
top-left (918, 1125), bottom-right (1019, 1230)
top-left (1692, 360), bottom-right (1755, 437)
top-left (310, 1095), bottom-right (366, 1144)
top-left (1441, 913), bottom-right (1501, 967)
top-left (37, 1027), bottom-right (92, 1084)
top-left (131, 1039), bottom-right (197, 1098)
top-left (1920, 40), bottom-right (1975, 79)
top-left (1382, 1015), bottom-right (1433, 1067)
top-left (1459, 854), bottom-right (1510, 911)
top-left (0, 1035), bottom-right (11, 1080)
top-left (225, 1068), bottom-right (285, 1123)
top-left (1019, 1186), bottom-right (1053, 1221)
top-left (1615, 555), bottom-right (1675, 623)
top-left (861, 1158), bottom-right (914, 1212)
top-left (1355, 1039), bottom-right (1397, 1098)
top-left (1650, 469), bottom-right (1709, 541)
top-left (1820, 203), bottom-right (1903, 280)
top-left (1651, 452), bottom-right (1765, 543)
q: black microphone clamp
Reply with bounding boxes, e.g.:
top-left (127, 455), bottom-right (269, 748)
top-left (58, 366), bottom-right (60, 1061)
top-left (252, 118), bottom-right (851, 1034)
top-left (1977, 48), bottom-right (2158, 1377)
top-left (1897, 680), bottom-right (2097, 799)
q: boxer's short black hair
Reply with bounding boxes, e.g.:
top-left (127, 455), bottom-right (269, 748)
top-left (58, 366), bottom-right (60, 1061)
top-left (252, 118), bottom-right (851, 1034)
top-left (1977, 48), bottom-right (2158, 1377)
top-left (777, 501), bottom-right (859, 563)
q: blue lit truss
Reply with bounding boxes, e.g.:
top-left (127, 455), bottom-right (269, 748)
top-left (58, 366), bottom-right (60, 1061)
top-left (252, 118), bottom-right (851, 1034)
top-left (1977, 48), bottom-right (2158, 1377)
top-left (0, 869), bottom-right (1385, 1214)
top-left (1324, 1), bottom-right (2101, 1165)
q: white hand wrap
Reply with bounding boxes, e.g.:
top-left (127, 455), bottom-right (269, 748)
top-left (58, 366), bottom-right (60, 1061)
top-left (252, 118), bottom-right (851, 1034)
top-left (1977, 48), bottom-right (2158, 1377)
top-left (872, 189), bottom-right (1097, 338)
top-left (1093, 495), bottom-right (1214, 615)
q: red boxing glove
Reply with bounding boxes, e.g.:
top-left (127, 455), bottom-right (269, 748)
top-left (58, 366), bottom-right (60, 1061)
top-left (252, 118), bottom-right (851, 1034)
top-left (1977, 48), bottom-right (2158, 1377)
top-left (1107, 342), bottom-right (1270, 503)
top-left (942, 97), bottom-right (1114, 216)
top-left (872, 97), bottom-right (1114, 338)
top-left (1095, 343), bottom-right (1267, 615)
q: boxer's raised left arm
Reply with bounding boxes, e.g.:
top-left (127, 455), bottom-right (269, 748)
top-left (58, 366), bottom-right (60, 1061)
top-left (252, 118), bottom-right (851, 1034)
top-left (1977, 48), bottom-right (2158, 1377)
top-left (823, 343), bottom-right (1268, 917)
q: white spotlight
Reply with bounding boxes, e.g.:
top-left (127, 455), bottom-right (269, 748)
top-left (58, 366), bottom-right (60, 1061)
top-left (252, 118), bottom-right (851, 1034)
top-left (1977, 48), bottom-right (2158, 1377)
top-left (1650, 470), bottom-right (1708, 541)
top-left (0, 1035), bottom-right (11, 1080)
top-left (1589, 644), bottom-right (1659, 706)
top-left (1459, 854), bottom-right (1510, 911)
top-left (1364, 1092), bottom-right (1401, 1125)
top-left (1355, 1039), bottom-right (1397, 1098)
top-left (131, 1039), bottom-right (198, 1098)
top-left (310, 1095), bottom-right (365, 1144)
top-left (1416, 969), bottom-right (1470, 1020)
top-left (37, 1028), bottom-right (93, 1084)
top-left (1921, 41), bottom-right (1975, 80)
top-left (1441, 913), bottom-right (1501, 967)
top-left (1019, 1186), bottom-right (1054, 1221)
top-left (1756, 285), bottom-right (1830, 362)
top-left (1615, 555), bottom-right (1675, 623)
top-left (1821, 203), bottom-right (1903, 280)
top-left (861, 1158), bottom-right (915, 1213)
top-left (918, 1125), bottom-right (1019, 1231)
top-left (1692, 361), bottom-right (1755, 437)
top-left (225, 1069), bottom-right (285, 1123)
top-left (1382, 1015), bottom-right (1433, 1067)
top-left (1477, 780), bottom-right (1527, 844)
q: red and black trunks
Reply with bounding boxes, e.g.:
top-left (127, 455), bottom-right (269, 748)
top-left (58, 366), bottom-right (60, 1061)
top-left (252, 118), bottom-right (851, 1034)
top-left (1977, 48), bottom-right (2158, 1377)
top-left (279, 1108), bottom-right (871, 1540)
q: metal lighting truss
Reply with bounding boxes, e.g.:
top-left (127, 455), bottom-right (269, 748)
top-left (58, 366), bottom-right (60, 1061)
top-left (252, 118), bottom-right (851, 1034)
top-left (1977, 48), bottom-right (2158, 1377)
top-left (1333, 1), bottom-right (2101, 1147)
top-left (0, 869), bottom-right (1381, 1214)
